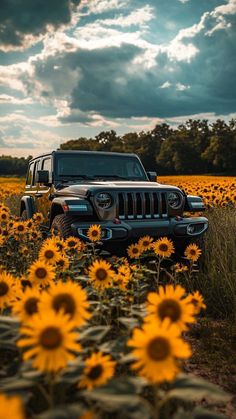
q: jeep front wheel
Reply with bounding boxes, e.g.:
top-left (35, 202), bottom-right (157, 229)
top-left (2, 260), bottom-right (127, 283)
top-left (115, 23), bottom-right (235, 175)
top-left (51, 214), bottom-right (76, 239)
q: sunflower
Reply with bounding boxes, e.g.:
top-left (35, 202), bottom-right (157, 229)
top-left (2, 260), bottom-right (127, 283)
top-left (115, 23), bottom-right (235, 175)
top-left (29, 230), bottom-right (42, 241)
top-left (28, 260), bottom-right (55, 287)
top-left (145, 284), bottom-right (195, 331)
top-left (0, 211), bottom-right (9, 223)
top-left (26, 219), bottom-right (33, 229)
top-left (128, 319), bottom-right (191, 383)
top-left (50, 236), bottom-right (67, 252)
top-left (0, 393), bottom-right (25, 419)
top-left (17, 310), bottom-right (81, 373)
top-left (174, 263), bottom-right (188, 273)
top-left (13, 221), bottom-right (28, 236)
top-left (152, 237), bottom-right (175, 258)
top-left (138, 236), bottom-right (153, 251)
top-left (114, 264), bottom-right (132, 291)
top-left (184, 243), bottom-right (202, 262)
top-left (88, 260), bottom-right (114, 290)
top-left (0, 235), bottom-right (5, 246)
top-left (12, 287), bottom-right (42, 321)
top-left (65, 237), bottom-right (82, 252)
top-left (56, 254), bottom-right (70, 271)
top-left (79, 352), bottom-right (116, 390)
top-left (127, 243), bottom-right (142, 259)
top-left (189, 291), bottom-right (206, 314)
top-left (0, 272), bottom-right (17, 311)
top-left (87, 225), bottom-right (102, 242)
top-left (39, 280), bottom-right (91, 326)
top-left (19, 246), bottom-right (29, 257)
top-left (33, 212), bottom-right (44, 223)
top-left (39, 242), bottom-right (61, 265)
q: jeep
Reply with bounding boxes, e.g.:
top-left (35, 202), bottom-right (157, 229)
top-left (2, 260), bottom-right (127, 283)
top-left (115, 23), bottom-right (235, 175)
top-left (20, 150), bottom-right (208, 254)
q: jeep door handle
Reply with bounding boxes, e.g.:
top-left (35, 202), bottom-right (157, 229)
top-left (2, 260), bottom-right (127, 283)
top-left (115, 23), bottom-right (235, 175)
top-left (35, 193), bottom-right (43, 198)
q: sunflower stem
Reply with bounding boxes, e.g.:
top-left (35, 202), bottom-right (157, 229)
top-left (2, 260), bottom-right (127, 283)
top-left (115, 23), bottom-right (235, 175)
top-left (153, 383), bottom-right (161, 419)
top-left (48, 372), bottom-right (55, 410)
top-left (155, 257), bottom-right (162, 287)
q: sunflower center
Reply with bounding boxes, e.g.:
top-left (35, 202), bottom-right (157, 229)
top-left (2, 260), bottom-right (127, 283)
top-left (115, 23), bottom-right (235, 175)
top-left (40, 327), bottom-right (63, 349)
top-left (68, 240), bottom-right (76, 248)
top-left (24, 297), bottom-right (39, 315)
top-left (52, 293), bottom-right (76, 316)
top-left (44, 250), bottom-right (55, 259)
top-left (91, 230), bottom-right (98, 236)
top-left (159, 243), bottom-right (168, 252)
top-left (143, 241), bottom-right (149, 247)
top-left (96, 268), bottom-right (107, 281)
top-left (0, 281), bottom-right (9, 296)
top-left (158, 299), bottom-right (182, 322)
top-left (132, 248), bottom-right (139, 254)
top-left (87, 364), bottom-right (103, 380)
top-left (147, 337), bottom-right (171, 361)
top-left (35, 267), bottom-right (47, 279)
top-left (17, 225), bottom-right (24, 231)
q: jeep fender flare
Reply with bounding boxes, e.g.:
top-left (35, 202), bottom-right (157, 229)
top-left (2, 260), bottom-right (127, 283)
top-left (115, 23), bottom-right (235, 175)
top-left (20, 196), bottom-right (36, 219)
top-left (49, 197), bottom-right (93, 227)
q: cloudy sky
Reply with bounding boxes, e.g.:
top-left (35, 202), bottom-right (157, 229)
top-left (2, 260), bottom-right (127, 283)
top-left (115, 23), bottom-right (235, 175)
top-left (0, 0), bottom-right (236, 157)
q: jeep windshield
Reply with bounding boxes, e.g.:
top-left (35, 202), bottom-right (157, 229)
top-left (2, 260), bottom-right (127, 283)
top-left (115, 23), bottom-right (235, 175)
top-left (55, 153), bottom-right (148, 181)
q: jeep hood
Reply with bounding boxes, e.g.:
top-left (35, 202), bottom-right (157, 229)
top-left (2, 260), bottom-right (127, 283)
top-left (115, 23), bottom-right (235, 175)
top-left (55, 180), bottom-right (182, 198)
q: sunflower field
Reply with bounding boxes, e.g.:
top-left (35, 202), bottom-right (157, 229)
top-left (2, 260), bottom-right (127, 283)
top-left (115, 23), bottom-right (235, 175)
top-left (0, 176), bottom-right (235, 419)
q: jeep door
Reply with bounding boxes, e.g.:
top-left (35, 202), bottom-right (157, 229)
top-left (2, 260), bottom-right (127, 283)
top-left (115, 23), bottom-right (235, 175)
top-left (35, 156), bottom-right (53, 228)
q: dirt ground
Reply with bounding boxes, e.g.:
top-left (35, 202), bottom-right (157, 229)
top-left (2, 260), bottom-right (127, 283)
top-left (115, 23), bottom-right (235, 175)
top-left (186, 318), bottom-right (236, 418)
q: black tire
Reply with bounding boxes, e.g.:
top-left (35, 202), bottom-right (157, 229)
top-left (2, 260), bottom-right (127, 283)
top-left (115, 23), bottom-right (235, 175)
top-left (51, 214), bottom-right (77, 239)
top-left (21, 209), bottom-right (28, 220)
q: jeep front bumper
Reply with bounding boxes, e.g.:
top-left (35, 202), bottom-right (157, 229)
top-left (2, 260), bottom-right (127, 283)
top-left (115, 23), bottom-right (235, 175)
top-left (71, 216), bottom-right (208, 241)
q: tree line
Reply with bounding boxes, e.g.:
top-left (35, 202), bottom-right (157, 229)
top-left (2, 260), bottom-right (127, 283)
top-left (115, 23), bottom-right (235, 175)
top-left (60, 119), bottom-right (236, 175)
top-left (0, 155), bottom-right (32, 176)
top-left (0, 119), bottom-right (235, 176)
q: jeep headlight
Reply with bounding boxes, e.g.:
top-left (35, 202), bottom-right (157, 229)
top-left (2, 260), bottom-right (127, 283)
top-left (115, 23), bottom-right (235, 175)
top-left (96, 192), bottom-right (113, 209)
top-left (167, 192), bottom-right (182, 209)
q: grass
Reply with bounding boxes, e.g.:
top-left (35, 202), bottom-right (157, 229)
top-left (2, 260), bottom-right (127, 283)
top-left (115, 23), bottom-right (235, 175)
top-left (195, 207), bottom-right (236, 320)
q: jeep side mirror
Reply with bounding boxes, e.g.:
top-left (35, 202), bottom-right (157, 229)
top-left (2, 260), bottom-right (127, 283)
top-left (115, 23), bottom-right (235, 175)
top-left (36, 170), bottom-right (50, 185)
top-left (147, 171), bottom-right (157, 182)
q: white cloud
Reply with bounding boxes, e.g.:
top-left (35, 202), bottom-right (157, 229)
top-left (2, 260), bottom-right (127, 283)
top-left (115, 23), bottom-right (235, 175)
top-left (0, 62), bottom-right (33, 93)
top-left (0, 94), bottom-right (33, 105)
top-left (159, 81), bottom-right (172, 89)
top-left (97, 5), bottom-right (154, 27)
top-left (214, 0), bottom-right (236, 16)
top-left (176, 83), bottom-right (190, 91)
top-left (79, 0), bottom-right (127, 14)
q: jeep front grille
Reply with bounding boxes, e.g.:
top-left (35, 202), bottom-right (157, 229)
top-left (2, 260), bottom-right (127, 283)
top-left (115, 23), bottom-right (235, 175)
top-left (117, 192), bottom-right (167, 220)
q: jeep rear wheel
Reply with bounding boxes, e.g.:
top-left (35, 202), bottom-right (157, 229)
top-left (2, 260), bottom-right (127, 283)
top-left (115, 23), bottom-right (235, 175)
top-left (51, 214), bottom-right (77, 239)
top-left (21, 209), bottom-right (28, 221)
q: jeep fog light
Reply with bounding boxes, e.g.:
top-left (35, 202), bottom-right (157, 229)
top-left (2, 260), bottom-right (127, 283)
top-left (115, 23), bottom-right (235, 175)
top-left (187, 224), bottom-right (195, 234)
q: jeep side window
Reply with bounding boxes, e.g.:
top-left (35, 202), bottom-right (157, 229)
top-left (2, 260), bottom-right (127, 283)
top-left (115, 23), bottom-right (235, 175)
top-left (42, 158), bottom-right (51, 172)
top-left (26, 162), bottom-right (34, 186)
top-left (32, 160), bottom-right (40, 186)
